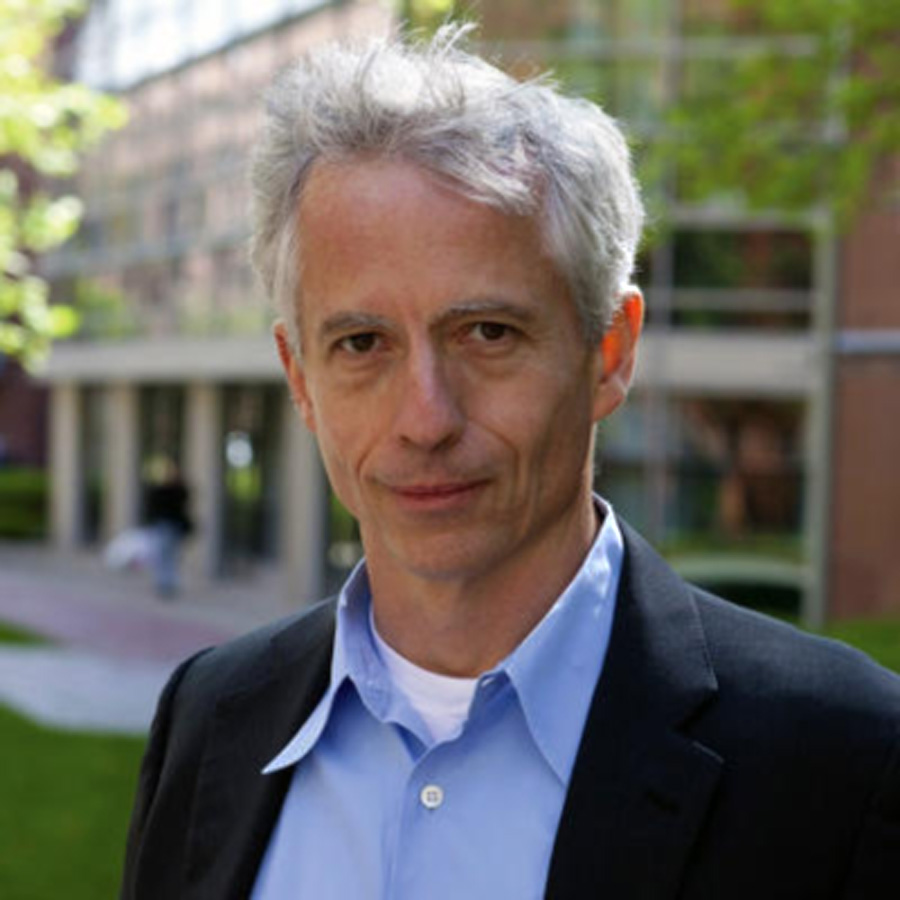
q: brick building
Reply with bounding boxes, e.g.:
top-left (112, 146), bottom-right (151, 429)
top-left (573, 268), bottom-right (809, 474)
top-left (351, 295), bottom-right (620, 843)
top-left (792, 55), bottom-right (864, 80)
top-left (42, 0), bottom-right (899, 621)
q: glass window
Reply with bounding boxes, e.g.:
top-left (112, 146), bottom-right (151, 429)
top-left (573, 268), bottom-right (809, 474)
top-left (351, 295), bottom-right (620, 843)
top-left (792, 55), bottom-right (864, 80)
top-left (596, 394), bottom-right (807, 568)
top-left (673, 229), bottom-right (813, 290)
top-left (595, 398), bottom-right (653, 534)
top-left (558, 57), bottom-right (664, 124)
top-left (568, 0), bottom-right (669, 39)
top-left (79, 387), bottom-right (107, 545)
top-left (324, 490), bottom-right (362, 594)
top-left (140, 387), bottom-right (184, 476)
top-left (665, 397), bottom-right (806, 544)
top-left (139, 385), bottom-right (185, 522)
top-left (666, 228), bottom-right (814, 330)
top-left (220, 385), bottom-right (283, 575)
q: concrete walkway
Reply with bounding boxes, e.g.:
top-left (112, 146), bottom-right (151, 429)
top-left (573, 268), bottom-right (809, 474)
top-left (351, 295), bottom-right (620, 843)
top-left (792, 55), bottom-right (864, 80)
top-left (0, 542), bottom-right (301, 735)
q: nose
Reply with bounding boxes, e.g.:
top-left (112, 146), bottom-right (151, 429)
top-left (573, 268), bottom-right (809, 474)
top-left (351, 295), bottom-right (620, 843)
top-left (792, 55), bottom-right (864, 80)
top-left (393, 345), bottom-right (465, 451)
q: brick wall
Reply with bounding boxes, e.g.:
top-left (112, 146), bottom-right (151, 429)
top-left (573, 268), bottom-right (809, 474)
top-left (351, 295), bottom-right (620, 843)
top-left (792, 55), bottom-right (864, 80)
top-left (0, 361), bottom-right (48, 466)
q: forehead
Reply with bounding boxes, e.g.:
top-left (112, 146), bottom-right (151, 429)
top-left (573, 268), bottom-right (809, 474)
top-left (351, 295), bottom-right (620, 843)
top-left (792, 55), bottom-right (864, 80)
top-left (294, 158), bottom-right (572, 327)
top-left (298, 157), bottom-right (540, 256)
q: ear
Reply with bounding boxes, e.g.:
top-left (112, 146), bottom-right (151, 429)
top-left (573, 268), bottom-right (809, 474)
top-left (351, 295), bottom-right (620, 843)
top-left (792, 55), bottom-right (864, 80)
top-left (591, 290), bottom-right (644, 424)
top-left (274, 321), bottom-right (317, 434)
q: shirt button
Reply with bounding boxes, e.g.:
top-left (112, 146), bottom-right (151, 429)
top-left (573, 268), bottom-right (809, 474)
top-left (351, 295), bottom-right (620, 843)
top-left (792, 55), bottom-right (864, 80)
top-left (420, 784), bottom-right (444, 810)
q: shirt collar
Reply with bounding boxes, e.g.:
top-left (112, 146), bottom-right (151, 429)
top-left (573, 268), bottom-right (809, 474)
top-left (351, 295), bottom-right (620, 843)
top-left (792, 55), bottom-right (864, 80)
top-left (263, 561), bottom-right (376, 773)
top-left (497, 497), bottom-right (623, 783)
top-left (264, 497), bottom-right (623, 777)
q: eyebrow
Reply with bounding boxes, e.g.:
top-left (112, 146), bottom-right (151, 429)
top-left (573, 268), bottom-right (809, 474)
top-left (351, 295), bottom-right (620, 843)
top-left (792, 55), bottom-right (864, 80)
top-left (432, 299), bottom-right (538, 330)
top-left (317, 312), bottom-right (393, 344)
top-left (315, 298), bottom-right (538, 344)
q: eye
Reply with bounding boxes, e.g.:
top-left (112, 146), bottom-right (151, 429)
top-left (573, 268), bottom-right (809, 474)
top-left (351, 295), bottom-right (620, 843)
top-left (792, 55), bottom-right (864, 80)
top-left (470, 321), bottom-right (513, 343)
top-left (336, 332), bottom-right (380, 355)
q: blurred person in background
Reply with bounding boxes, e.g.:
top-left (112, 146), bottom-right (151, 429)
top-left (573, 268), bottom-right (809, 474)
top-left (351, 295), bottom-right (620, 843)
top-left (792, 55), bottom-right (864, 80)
top-left (120, 27), bottom-right (899, 899)
top-left (143, 457), bottom-right (192, 598)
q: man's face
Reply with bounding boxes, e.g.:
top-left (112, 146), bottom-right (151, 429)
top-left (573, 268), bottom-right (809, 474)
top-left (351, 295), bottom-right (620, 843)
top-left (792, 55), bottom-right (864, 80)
top-left (279, 159), bottom-right (632, 586)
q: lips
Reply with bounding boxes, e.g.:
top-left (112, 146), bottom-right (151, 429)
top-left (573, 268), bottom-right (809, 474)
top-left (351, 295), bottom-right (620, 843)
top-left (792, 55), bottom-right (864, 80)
top-left (394, 482), bottom-right (484, 498)
top-left (386, 478), bottom-right (489, 510)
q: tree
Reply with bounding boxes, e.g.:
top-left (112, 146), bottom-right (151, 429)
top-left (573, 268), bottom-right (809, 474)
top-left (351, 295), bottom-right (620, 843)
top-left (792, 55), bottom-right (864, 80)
top-left (0, 0), bottom-right (125, 366)
top-left (652, 0), bottom-right (899, 226)
top-left (398, 0), bottom-right (459, 33)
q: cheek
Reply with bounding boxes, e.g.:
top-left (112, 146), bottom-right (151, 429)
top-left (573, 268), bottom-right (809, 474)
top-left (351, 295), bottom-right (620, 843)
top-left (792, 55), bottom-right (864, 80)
top-left (314, 402), bottom-right (381, 494)
top-left (475, 374), bottom-right (593, 469)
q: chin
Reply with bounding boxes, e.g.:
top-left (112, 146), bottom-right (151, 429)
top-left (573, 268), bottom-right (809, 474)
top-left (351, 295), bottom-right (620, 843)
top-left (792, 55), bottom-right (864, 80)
top-left (382, 532), bottom-right (505, 583)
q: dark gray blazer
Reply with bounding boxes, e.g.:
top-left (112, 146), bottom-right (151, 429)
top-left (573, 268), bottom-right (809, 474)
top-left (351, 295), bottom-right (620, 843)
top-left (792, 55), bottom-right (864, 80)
top-left (120, 525), bottom-right (900, 899)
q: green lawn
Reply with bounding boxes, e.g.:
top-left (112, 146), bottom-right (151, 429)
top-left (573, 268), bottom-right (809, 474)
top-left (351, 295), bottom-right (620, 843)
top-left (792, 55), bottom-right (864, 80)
top-left (0, 622), bottom-right (46, 646)
top-left (824, 618), bottom-right (900, 674)
top-left (0, 704), bottom-right (145, 899)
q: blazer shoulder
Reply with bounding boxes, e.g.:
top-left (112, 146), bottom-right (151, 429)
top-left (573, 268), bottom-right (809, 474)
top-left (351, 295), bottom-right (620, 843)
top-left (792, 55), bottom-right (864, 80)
top-left (139, 596), bottom-right (337, 804)
top-left (174, 596), bottom-right (338, 708)
top-left (691, 586), bottom-right (900, 735)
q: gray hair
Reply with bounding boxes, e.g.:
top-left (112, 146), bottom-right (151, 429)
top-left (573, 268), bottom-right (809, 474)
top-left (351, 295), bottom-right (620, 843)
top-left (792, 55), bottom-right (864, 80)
top-left (250, 25), bottom-right (644, 355)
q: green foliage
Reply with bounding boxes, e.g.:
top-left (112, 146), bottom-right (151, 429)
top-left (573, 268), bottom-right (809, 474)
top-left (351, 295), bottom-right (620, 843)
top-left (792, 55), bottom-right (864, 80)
top-left (0, 466), bottom-right (48, 538)
top-left (0, 702), bottom-right (143, 898)
top-left (398, 0), bottom-right (468, 33)
top-left (0, 620), bottom-right (46, 645)
top-left (0, 0), bottom-right (126, 366)
top-left (651, 0), bottom-right (899, 226)
top-left (72, 277), bottom-right (138, 338)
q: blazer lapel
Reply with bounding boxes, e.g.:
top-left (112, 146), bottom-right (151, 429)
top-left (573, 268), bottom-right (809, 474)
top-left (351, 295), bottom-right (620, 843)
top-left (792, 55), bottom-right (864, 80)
top-left (546, 524), bottom-right (723, 900)
top-left (184, 604), bottom-right (335, 900)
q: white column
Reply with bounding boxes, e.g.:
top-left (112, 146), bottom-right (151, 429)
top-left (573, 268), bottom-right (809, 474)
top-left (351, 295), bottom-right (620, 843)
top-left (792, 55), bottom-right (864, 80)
top-left (104, 382), bottom-right (141, 540)
top-left (184, 383), bottom-right (223, 579)
top-left (803, 223), bottom-right (838, 629)
top-left (279, 392), bottom-right (327, 605)
top-left (48, 382), bottom-right (82, 550)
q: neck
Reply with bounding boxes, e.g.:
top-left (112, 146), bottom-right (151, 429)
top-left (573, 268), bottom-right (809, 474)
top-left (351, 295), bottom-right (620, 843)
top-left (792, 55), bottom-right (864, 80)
top-left (367, 492), bottom-right (598, 677)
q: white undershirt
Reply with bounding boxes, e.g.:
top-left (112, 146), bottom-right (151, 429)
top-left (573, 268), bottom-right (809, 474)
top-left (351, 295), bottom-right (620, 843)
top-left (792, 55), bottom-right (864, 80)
top-left (370, 610), bottom-right (478, 743)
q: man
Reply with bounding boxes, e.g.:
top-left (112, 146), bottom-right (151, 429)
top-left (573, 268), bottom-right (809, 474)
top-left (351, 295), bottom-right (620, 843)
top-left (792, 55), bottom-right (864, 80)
top-left (143, 458), bottom-right (192, 598)
top-left (121, 28), bottom-right (899, 900)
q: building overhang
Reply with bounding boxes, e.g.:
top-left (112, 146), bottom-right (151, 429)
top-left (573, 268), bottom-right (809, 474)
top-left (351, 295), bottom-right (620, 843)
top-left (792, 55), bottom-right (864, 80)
top-left (40, 336), bottom-right (283, 383)
top-left (39, 332), bottom-right (817, 396)
top-left (634, 332), bottom-right (818, 397)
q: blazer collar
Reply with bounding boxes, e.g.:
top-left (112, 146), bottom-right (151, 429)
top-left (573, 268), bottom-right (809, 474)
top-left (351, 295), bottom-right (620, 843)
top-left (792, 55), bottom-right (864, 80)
top-left (545, 522), bottom-right (723, 899)
top-left (184, 602), bottom-right (337, 900)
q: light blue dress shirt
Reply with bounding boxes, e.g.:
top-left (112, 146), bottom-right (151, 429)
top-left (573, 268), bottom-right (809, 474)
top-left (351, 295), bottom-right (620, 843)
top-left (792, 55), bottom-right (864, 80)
top-left (252, 501), bottom-right (624, 900)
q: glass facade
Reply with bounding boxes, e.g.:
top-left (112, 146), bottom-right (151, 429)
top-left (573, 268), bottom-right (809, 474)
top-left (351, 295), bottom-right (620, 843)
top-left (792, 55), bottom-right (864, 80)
top-left (76, 0), bottom-right (329, 90)
top-left (50, 3), bottom-right (356, 343)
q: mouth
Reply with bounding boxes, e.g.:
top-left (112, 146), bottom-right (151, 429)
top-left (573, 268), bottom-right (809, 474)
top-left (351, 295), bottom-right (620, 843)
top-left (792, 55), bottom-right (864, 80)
top-left (388, 479), bottom-right (489, 511)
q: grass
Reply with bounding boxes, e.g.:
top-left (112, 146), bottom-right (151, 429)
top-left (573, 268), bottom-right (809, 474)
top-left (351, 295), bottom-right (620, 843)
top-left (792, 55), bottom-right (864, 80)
top-left (0, 622), bottom-right (143, 897)
top-left (0, 621), bottom-right (47, 646)
top-left (753, 609), bottom-right (900, 675)
top-left (0, 703), bottom-right (145, 900)
top-left (824, 618), bottom-right (900, 674)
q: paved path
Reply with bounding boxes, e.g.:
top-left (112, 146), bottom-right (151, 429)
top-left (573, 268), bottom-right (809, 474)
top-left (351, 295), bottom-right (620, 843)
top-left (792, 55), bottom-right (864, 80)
top-left (0, 542), bottom-right (300, 735)
top-left (0, 646), bottom-right (174, 734)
